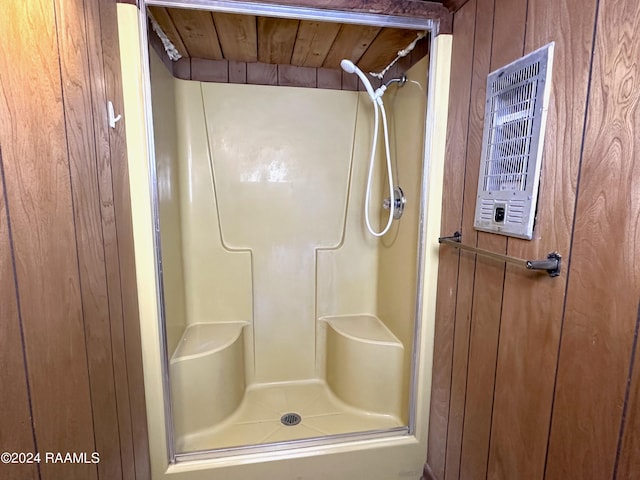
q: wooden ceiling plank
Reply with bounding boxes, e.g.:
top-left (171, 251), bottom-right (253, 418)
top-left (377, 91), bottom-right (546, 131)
top-left (173, 58), bottom-right (191, 80)
top-left (213, 12), bottom-right (258, 63)
top-left (167, 8), bottom-right (223, 60)
top-left (247, 62), bottom-right (278, 85)
top-left (291, 20), bottom-right (342, 68)
top-left (317, 67), bottom-right (342, 89)
top-left (322, 23), bottom-right (381, 69)
top-left (277, 64), bottom-right (317, 87)
top-left (229, 60), bottom-right (247, 83)
top-left (397, 35), bottom-right (429, 72)
top-left (148, 6), bottom-right (188, 57)
top-left (357, 27), bottom-right (423, 73)
top-left (257, 16), bottom-right (299, 64)
top-left (341, 69), bottom-right (358, 90)
top-left (191, 58), bottom-right (229, 83)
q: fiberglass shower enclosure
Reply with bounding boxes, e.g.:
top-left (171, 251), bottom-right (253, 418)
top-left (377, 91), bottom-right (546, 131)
top-left (118, 2), bottom-right (452, 478)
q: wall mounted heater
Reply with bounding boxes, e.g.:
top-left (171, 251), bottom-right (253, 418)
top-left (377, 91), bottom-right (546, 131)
top-left (474, 42), bottom-right (554, 240)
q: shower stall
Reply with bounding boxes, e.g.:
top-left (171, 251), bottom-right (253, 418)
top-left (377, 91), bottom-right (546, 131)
top-left (117, 2), bottom-right (452, 479)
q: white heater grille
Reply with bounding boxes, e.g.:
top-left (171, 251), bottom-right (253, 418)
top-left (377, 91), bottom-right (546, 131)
top-left (474, 43), bottom-right (554, 239)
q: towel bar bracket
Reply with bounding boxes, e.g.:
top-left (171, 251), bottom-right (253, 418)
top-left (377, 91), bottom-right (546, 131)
top-left (438, 231), bottom-right (561, 278)
top-left (526, 252), bottom-right (561, 277)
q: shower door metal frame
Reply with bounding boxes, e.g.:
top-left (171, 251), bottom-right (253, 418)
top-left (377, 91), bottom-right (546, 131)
top-left (145, 0), bottom-right (439, 29)
top-left (137, 0), bottom-right (439, 464)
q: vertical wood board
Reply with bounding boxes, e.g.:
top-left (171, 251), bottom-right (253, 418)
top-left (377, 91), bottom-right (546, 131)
top-left (426, 1), bottom-right (476, 478)
top-left (488, 0), bottom-right (598, 476)
top-left (459, 0), bottom-right (527, 477)
top-left (545, 0), bottom-right (640, 477)
top-left (0, 1), bottom-right (96, 478)
top-left (444, 0), bottom-right (495, 477)
top-left (0, 150), bottom-right (38, 480)
top-left (54, 0), bottom-right (123, 477)
top-left (618, 302), bottom-right (640, 479)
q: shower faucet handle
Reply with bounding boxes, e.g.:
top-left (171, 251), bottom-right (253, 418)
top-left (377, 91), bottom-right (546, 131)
top-left (383, 187), bottom-right (406, 220)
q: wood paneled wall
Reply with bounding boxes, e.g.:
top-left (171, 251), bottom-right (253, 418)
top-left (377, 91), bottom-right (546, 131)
top-left (3, 0), bottom-right (639, 479)
top-left (0, 1), bottom-right (149, 479)
top-left (426, 0), bottom-right (640, 479)
top-left (149, 25), bottom-right (430, 91)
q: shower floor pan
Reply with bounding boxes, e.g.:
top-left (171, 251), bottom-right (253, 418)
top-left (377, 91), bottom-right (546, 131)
top-left (176, 379), bottom-right (404, 453)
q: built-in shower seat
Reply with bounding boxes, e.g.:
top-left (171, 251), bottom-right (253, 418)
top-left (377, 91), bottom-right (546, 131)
top-left (321, 315), bottom-right (404, 419)
top-left (170, 322), bottom-right (248, 440)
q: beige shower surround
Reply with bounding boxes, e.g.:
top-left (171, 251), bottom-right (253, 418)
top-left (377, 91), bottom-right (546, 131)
top-left (151, 43), bottom-right (427, 441)
top-left (151, 43), bottom-right (431, 446)
top-left (119, 3), bottom-right (452, 477)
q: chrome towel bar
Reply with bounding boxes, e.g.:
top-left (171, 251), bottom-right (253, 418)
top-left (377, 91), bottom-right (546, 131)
top-left (438, 231), bottom-right (561, 277)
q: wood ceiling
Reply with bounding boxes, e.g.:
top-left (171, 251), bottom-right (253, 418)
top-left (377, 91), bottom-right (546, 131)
top-left (149, 6), bottom-right (431, 73)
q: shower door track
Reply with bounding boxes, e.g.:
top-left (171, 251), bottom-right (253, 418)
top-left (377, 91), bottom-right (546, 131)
top-left (176, 427), bottom-right (410, 463)
top-left (137, 0), bottom-right (441, 464)
top-left (145, 0), bottom-right (441, 30)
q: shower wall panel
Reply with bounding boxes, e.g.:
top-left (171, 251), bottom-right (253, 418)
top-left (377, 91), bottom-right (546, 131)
top-left (150, 50), bottom-right (187, 355)
top-left (173, 80), bottom-right (254, 376)
top-left (315, 94), bottom-right (382, 320)
top-left (377, 55), bottom-right (430, 423)
top-left (157, 69), bottom-right (416, 389)
top-left (200, 83), bottom-right (358, 383)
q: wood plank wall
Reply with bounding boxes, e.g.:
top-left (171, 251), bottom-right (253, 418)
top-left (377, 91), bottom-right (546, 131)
top-left (148, 3), bottom-right (446, 70)
top-left (0, 1), bottom-right (149, 479)
top-left (426, 0), bottom-right (640, 478)
top-left (149, 26), bottom-right (430, 92)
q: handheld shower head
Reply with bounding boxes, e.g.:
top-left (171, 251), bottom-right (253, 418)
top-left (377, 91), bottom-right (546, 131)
top-left (340, 59), bottom-right (357, 74)
top-left (340, 59), bottom-right (376, 102)
top-left (341, 62), bottom-right (397, 237)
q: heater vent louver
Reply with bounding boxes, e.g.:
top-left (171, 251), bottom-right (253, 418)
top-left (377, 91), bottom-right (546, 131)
top-left (474, 43), bottom-right (554, 240)
top-left (480, 199), bottom-right (495, 221)
top-left (506, 199), bottom-right (526, 225)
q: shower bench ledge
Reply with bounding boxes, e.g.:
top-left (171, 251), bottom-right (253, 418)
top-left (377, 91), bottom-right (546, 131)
top-left (171, 321), bottom-right (248, 363)
top-left (320, 314), bottom-right (402, 347)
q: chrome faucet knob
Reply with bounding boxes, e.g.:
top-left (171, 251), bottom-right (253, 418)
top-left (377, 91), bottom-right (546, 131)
top-left (382, 187), bottom-right (406, 220)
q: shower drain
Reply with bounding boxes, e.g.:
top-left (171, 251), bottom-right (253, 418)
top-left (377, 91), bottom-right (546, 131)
top-left (280, 412), bottom-right (302, 426)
